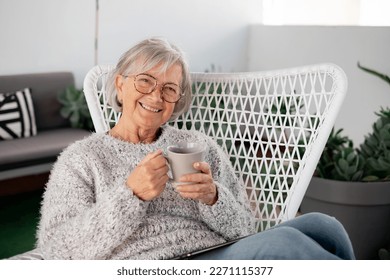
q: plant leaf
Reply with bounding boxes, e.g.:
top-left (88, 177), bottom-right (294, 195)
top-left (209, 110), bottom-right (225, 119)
top-left (357, 62), bottom-right (390, 86)
top-left (362, 175), bottom-right (379, 182)
top-left (337, 158), bottom-right (349, 172)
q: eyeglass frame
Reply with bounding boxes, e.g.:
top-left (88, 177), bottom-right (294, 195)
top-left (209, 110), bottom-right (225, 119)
top-left (122, 73), bottom-right (184, 103)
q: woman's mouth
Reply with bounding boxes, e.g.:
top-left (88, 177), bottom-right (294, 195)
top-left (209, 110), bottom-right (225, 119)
top-left (139, 102), bottom-right (162, 113)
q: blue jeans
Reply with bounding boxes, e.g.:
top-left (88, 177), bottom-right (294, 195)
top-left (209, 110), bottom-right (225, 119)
top-left (193, 212), bottom-right (355, 260)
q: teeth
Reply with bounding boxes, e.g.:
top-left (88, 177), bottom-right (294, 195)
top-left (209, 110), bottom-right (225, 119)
top-left (140, 103), bottom-right (161, 113)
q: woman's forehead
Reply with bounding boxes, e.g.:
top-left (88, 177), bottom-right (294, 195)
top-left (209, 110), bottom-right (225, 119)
top-left (140, 63), bottom-right (182, 83)
top-left (149, 63), bottom-right (181, 74)
top-left (130, 56), bottom-right (180, 73)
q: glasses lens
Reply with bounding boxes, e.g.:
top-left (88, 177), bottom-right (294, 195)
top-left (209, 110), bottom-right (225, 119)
top-left (162, 84), bottom-right (181, 103)
top-left (134, 74), bottom-right (156, 94)
top-left (134, 74), bottom-right (182, 103)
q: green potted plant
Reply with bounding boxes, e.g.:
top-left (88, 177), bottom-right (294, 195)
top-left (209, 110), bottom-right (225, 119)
top-left (300, 63), bottom-right (390, 260)
top-left (58, 85), bottom-right (94, 131)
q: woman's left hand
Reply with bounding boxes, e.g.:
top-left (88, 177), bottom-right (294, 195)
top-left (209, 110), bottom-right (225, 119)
top-left (176, 162), bottom-right (218, 205)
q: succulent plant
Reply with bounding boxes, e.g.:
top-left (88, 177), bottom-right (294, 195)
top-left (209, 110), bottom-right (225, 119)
top-left (315, 64), bottom-right (390, 182)
top-left (315, 128), bottom-right (365, 181)
top-left (334, 147), bottom-right (365, 181)
top-left (58, 85), bottom-right (94, 131)
top-left (359, 108), bottom-right (390, 181)
top-left (316, 112), bottom-right (390, 182)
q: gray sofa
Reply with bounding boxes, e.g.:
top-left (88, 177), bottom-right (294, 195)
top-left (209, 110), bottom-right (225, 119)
top-left (0, 72), bottom-right (91, 182)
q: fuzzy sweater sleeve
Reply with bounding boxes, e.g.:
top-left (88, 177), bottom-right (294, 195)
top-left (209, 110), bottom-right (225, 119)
top-left (198, 137), bottom-right (256, 240)
top-left (36, 144), bottom-right (149, 260)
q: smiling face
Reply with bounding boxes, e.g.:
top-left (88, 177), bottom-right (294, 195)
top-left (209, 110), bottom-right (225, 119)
top-left (115, 63), bottom-right (182, 133)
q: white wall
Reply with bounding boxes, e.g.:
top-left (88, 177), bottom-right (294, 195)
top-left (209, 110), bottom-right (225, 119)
top-left (248, 25), bottom-right (390, 145)
top-left (0, 0), bottom-right (261, 87)
top-left (0, 0), bottom-right (95, 87)
top-left (98, 0), bottom-right (261, 72)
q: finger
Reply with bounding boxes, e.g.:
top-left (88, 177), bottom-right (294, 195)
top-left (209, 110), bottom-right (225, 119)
top-left (158, 174), bottom-right (170, 186)
top-left (176, 183), bottom-right (213, 194)
top-left (193, 162), bottom-right (211, 174)
top-left (155, 163), bottom-right (169, 176)
top-left (151, 154), bottom-right (169, 170)
top-left (177, 183), bottom-right (217, 204)
top-left (141, 161), bottom-right (168, 182)
top-left (179, 172), bottom-right (212, 184)
top-left (181, 192), bottom-right (216, 204)
top-left (139, 150), bottom-right (163, 165)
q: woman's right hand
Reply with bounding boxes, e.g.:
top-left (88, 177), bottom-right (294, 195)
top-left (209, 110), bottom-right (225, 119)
top-left (126, 149), bottom-right (169, 201)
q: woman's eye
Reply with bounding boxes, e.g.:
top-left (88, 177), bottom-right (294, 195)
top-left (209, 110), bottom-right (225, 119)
top-left (164, 86), bottom-right (176, 94)
top-left (138, 78), bottom-right (154, 86)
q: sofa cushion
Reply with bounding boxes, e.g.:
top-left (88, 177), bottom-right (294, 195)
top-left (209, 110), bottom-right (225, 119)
top-left (0, 88), bottom-right (37, 140)
top-left (0, 128), bottom-right (91, 170)
top-left (0, 72), bottom-right (74, 131)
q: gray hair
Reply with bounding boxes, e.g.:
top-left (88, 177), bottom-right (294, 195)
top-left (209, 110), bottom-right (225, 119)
top-left (106, 38), bottom-right (192, 122)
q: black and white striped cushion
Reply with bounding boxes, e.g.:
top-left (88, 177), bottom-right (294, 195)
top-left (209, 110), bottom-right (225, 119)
top-left (0, 88), bottom-right (37, 140)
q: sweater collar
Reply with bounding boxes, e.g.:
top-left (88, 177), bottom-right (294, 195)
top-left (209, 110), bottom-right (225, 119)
top-left (103, 125), bottom-right (172, 151)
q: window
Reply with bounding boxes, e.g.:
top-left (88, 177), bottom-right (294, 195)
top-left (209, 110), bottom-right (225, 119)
top-left (262, 0), bottom-right (390, 26)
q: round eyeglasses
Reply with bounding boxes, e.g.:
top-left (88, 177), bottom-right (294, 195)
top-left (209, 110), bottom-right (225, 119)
top-left (129, 73), bottom-right (183, 103)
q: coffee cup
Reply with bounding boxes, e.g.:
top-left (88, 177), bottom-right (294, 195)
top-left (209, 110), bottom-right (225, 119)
top-left (166, 142), bottom-right (206, 183)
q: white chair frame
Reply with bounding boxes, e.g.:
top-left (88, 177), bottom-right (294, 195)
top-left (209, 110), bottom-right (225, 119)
top-left (83, 63), bottom-right (347, 232)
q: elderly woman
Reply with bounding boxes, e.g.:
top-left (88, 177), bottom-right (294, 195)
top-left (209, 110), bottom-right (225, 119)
top-left (36, 38), bottom-right (355, 260)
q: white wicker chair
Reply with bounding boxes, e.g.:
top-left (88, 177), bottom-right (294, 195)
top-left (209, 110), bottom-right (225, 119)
top-left (83, 63), bottom-right (347, 232)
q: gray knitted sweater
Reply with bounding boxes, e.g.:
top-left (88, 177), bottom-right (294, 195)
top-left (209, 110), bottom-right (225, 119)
top-left (36, 125), bottom-right (255, 259)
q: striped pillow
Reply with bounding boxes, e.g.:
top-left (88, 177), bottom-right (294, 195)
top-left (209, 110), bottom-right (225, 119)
top-left (0, 88), bottom-right (37, 140)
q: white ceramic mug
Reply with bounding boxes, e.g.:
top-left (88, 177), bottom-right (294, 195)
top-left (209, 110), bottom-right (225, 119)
top-left (166, 142), bottom-right (205, 183)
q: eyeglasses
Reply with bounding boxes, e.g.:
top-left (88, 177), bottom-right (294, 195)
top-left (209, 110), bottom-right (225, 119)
top-left (126, 73), bottom-right (183, 103)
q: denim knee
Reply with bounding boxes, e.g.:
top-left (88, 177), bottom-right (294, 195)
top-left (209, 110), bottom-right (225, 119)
top-left (253, 226), bottom-right (335, 260)
top-left (290, 212), bottom-right (355, 259)
top-left (300, 212), bottom-right (347, 237)
top-left (300, 212), bottom-right (338, 226)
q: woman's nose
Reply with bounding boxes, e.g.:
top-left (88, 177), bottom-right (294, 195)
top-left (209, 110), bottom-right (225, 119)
top-left (150, 85), bottom-right (164, 101)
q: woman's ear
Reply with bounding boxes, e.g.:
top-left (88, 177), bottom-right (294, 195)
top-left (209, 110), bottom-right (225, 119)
top-left (115, 75), bottom-right (124, 104)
